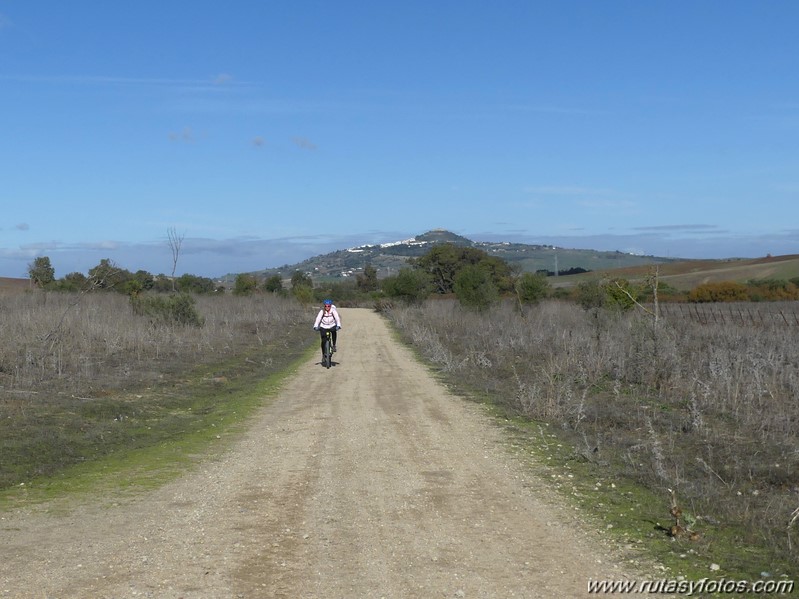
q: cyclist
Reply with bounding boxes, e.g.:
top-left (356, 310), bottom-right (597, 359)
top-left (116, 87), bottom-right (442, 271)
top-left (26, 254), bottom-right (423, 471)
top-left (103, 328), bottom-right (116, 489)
top-left (313, 299), bottom-right (342, 360)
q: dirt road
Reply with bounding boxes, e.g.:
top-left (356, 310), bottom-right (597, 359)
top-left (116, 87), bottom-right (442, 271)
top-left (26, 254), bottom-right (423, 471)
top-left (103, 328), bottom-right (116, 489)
top-left (2, 308), bottom-right (646, 598)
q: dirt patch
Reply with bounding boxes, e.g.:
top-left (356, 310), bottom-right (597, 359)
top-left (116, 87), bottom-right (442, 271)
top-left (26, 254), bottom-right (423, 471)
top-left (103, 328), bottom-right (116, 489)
top-left (0, 308), bottom-right (656, 598)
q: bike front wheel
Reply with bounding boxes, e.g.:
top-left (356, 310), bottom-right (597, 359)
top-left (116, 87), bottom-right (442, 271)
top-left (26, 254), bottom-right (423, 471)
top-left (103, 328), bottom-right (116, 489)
top-left (323, 337), bottom-right (332, 368)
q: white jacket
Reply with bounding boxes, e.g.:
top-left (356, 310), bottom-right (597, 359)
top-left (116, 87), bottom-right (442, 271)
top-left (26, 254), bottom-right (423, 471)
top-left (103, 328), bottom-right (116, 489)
top-left (313, 305), bottom-right (341, 329)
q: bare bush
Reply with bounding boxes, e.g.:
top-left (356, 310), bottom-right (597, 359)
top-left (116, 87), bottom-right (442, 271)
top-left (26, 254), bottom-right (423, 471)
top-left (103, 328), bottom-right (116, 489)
top-left (0, 291), bottom-right (312, 488)
top-left (0, 292), bottom-right (307, 394)
top-left (385, 298), bottom-right (799, 566)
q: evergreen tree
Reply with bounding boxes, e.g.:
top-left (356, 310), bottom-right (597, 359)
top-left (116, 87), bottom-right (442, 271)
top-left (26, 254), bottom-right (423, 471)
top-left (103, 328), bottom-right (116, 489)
top-left (453, 264), bottom-right (498, 311)
top-left (233, 273), bottom-right (258, 296)
top-left (27, 256), bottom-right (55, 288)
top-left (263, 274), bottom-right (284, 293)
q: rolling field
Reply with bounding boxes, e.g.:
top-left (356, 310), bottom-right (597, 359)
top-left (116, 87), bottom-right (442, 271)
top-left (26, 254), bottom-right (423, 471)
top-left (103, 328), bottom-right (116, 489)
top-left (0, 277), bottom-right (29, 294)
top-left (553, 253), bottom-right (799, 290)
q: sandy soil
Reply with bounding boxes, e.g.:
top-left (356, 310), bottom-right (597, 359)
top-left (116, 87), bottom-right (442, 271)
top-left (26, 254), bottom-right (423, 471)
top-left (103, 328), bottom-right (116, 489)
top-left (1, 308), bottom-right (652, 598)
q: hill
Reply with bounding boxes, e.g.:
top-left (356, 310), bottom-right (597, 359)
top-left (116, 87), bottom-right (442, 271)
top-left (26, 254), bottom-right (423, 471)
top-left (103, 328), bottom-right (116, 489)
top-left (243, 229), bottom-right (799, 291)
top-left (8, 230), bottom-right (795, 292)
top-left (243, 229), bottom-right (683, 282)
top-left (553, 253), bottom-right (799, 291)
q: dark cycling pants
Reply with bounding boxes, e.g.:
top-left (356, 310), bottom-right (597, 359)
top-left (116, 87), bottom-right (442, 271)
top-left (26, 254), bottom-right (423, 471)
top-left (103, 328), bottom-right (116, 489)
top-left (319, 327), bottom-right (337, 352)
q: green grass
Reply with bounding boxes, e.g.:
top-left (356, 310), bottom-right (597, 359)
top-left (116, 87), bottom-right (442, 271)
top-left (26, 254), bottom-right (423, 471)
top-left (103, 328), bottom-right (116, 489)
top-left (0, 339), bottom-right (316, 512)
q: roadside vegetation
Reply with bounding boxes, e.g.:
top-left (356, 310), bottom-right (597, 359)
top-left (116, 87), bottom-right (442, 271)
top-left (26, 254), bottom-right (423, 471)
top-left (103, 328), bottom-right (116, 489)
top-left (8, 247), bottom-right (799, 582)
top-left (0, 289), bottom-right (313, 501)
top-left (385, 298), bottom-right (799, 577)
top-left (373, 247), bottom-right (799, 581)
top-left (2, 251), bottom-right (379, 503)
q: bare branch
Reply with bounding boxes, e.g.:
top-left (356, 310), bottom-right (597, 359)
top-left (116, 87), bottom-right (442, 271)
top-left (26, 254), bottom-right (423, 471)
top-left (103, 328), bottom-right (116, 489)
top-left (167, 227), bottom-right (185, 292)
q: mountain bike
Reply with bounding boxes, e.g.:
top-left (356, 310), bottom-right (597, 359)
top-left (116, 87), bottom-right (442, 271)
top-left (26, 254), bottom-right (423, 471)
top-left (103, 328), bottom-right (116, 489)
top-left (321, 328), bottom-right (333, 369)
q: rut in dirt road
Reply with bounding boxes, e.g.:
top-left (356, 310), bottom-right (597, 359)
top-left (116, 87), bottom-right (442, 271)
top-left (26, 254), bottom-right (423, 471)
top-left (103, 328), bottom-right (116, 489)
top-left (1, 308), bottom-right (646, 598)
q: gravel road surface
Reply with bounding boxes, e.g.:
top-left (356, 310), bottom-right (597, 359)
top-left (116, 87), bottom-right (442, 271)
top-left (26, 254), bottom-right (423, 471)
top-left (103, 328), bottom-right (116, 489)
top-left (1, 308), bottom-right (648, 598)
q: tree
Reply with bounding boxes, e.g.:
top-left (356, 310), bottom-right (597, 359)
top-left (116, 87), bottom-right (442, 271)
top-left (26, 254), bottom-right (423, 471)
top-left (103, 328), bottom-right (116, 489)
top-left (356, 264), bottom-right (378, 292)
top-left (313, 279), bottom-right (357, 305)
top-left (233, 273), bottom-right (258, 296)
top-left (167, 227), bottom-right (185, 292)
top-left (28, 256), bottom-right (55, 288)
top-left (412, 245), bottom-right (514, 295)
top-left (574, 278), bottom-right (638, 312)
top-left (52, 271), bottom-right (87, 292)
top-left (291, 270), bottom-right (313, 291)
top-left (88, 259), bottom-right (131, 290)
top-left (176, 273), bottom-right (215, 294)
top-left (604, 278), bottom-right (638, 311)
top-left (126, 278), bottom-right (145, 299)
top-left (453, 264), bottom-right (498, 311)
top-left (132, 270), bottom-right (155, 291)
top-left (477, 256), bottom-right (515, 294)
top-left (412, 245), bottom-right (477, 294)
top-left (575, 280), bottom-right (606, 311)
top-left (515, 272), bottom-right (550, 305)
top-left (293, 285), bottom-right (315, 305)
top-left (263, 274), bottom-right (283, 294)
top-left (381, 268), bottom-right (431, 304)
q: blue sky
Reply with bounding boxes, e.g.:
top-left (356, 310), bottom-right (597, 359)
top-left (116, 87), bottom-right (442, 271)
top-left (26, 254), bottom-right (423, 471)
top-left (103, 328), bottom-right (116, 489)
top-left (1, 1), bottom-right (798, 279)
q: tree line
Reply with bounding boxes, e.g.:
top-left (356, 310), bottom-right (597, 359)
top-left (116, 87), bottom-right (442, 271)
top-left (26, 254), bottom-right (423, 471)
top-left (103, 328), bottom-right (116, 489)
top-left (28, 248), bottom-right (799, 316)
top-left (27, 256), bottom-right (220, 295)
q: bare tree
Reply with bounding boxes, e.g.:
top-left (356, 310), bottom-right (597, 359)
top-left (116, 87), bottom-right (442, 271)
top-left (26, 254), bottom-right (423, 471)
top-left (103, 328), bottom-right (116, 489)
top-left (167, 227), bottom-right (185, 292)
top-left (611, 265), bottom-right (661, 326)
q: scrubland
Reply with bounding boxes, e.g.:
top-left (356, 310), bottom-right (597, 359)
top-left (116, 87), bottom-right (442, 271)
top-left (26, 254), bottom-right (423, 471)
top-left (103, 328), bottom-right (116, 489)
top-left (0, 292), bottom-right (311, 490)
top-left (3, 288), bottom-right (798, 576)
top-left (386, 299), bottom-right (799, 574)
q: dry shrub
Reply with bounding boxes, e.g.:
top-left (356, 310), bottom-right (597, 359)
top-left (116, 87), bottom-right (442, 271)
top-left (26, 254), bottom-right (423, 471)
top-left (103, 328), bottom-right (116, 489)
top-left (0, 291), bottom-right (310, 398)
top-left (0, 291), bottom-right (312, 488)
top-left (385, 298), bottom-right (799, 565)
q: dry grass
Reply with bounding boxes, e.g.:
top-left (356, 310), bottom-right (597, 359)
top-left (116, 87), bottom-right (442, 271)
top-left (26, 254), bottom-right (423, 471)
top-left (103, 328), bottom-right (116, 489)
top-left (0, 291), bottom-right (313, 489)
top-left (386, 298), bottom-right (799, 573)
top-left (0, 292), bottom-right (308, 391)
